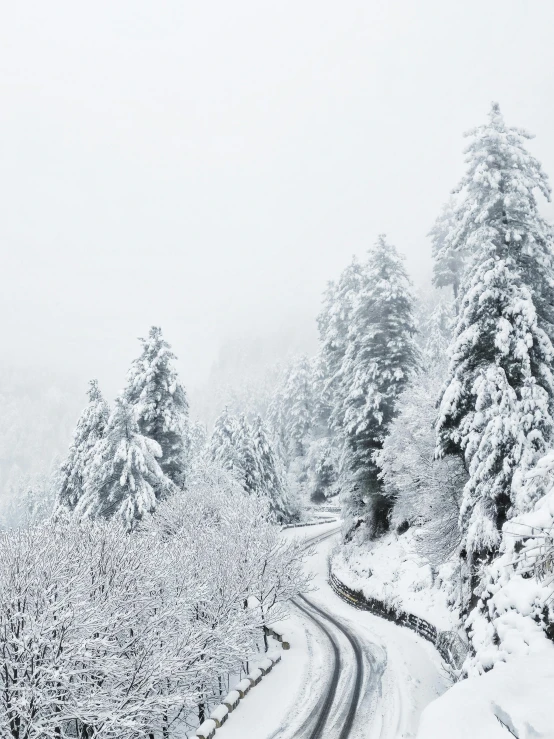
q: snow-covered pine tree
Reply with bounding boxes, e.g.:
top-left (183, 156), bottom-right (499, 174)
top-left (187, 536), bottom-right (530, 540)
top-left (208, 408), bottom-right (245, 485)
top-left (78, 398), bottom-right (176, 529)
top-left (447, 103), bottom-right (554, 342)
top-left (420, 297), bottom-right (454, 365)
top-left (55, 379), bottom-right (109, 515)
top-left (429, 196), bottom-right (464, 302)
top-left (124, 326), bottom-right (190, 488)
top-left (251, 415), bottom-right (292, 522)
top-left (188, 421), bottom-right (208, 465)
top-left (267, 355), bottom-right (315, 466)
top-left (284, 356), bottom-right (314, 459)
top-left (317, 257), bottom-right (364, 432)
top-left (341, 235), bottom-right (419, 536)
top-left (436, 104), bottom-right (554, 594)
top-left (236, 413), bottom-right (260, 495)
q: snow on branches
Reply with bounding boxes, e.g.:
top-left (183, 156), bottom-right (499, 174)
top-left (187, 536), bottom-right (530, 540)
top-left (0, 466), bottom-right (311, 738)
top-left (436, 104), bottom-right (554, 564)
top-left (124, 326), bottom-right (191, 489)
top-left (77, 398), bottom-right (177, 529)
top-left (55, 379), bottom-right (109, 515)
top-left (209, 408), bottom-right (296, 522)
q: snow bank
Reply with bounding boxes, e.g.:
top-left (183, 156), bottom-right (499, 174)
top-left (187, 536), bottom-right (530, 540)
top-left (247, 668), bottom-right (263, 685)
top-left (209, 704), bottom-right (229, 727)
top-left (257, 657), bottom-right (273, 674)
top-left (222, 690), bottom-right (240, 711)
top-left (333, 530), bottom-right (458, 632)
top-left (235, 678), bottom-right (251, 697)
top-left (417, 653), bottom-right (554, 739)
top-left (196, 719), bottom-right (217, 739)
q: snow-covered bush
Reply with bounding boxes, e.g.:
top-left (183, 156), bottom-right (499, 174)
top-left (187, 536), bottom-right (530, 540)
top-left (0, 464), bottom-right (311, 737)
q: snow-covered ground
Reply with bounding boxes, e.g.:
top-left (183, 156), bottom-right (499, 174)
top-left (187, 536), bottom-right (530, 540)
top-left (417, 653), bottom-right (554, 739)
top-left (332, 529), bottom-right (458, 632)
top-left (216, 521), bottom-right (449, 739)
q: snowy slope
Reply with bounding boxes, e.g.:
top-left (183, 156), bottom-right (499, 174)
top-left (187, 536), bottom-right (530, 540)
top-left (417, 653), bottom-right (554, 739)
top-left (333, 530), bottom-right (458, 631)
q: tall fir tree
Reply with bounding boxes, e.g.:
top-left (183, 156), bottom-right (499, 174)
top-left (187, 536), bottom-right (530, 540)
top-left (267, 355), bottom-right (314, 464)
top-left (420, 297), bottom-right (454, 365)
top-left (429, 197), bottom-right (464, 302)
top-left (341, 235), bottom-right (419, 535)
top-left (318, 257), bottom-right (364, 432)
top-left (55, 379), bottom-right (109, 514)
top-left (124, 326), bottom-right (190, 488)
top-left (251, 415), bottom-right (292, 522)
top-left (208, 408), bottom-right (245, 485)
top-left (78, 398), bottom-right (176, 529)
top-left (436, 104), bottom-right (554, 594)
top-left (236, 413), bottom-right (260, 494)
top-left (446, 103), bottom-right (554, 341)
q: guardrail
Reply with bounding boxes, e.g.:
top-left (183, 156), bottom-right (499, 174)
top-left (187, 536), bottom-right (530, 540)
top-left (328, 570), bottom-right (467, 670)
top-left (282, 517), bottom-right (338, 530)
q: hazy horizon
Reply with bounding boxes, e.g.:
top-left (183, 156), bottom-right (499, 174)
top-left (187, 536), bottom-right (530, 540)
top-left (2, 0), bottom-right (554, 415)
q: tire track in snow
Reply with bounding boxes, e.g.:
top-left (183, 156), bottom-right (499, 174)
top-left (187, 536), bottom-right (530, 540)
top-left (279, 525), bottom-right (366, 739)
top-left (296, 594), bottom-right (364, 739)
top-left (292, 597), bottom-right (342, 739)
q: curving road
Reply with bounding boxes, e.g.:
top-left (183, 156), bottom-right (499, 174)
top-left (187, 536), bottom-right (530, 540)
top-left (284, 527), bottom-right (369, 739)
top-left (265, 523), bottom-right (447, 739)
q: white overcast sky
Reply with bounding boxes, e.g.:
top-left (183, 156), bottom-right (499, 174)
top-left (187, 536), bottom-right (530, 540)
top-left (1, 0), bottom-right (554, 397)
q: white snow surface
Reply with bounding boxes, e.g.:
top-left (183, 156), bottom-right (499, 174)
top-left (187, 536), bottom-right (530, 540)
top-left (210, 705), bottom-right (229, 722)
top-left (417, 653), bottom-right (554, 739)
top-left (332, 529), bottom-right (458, 631)
top-left (217, 521), bottom-right (449, 739)
top-left (196, 718), bottom-right (217, 738)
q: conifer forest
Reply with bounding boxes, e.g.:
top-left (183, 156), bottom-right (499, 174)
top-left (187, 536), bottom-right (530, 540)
top-left (1, 2), bottom-right (554, 737)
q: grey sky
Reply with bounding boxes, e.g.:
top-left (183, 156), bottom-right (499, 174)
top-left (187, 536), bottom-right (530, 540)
top-left (1, 0), bottom-right (554, 399)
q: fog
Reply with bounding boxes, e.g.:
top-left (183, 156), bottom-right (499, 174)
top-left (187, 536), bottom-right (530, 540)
top-left (1, 0), bottom-right (554, 503)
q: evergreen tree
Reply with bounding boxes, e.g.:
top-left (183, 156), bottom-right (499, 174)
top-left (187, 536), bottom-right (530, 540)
top-left (251, 415), bottom-right (292, 522)
top-left (236, 413), bottom-right (260, 495)
top-left (78, 398), bottom-right (176, 529)
top-left (305, 437), bottom-right (339, 503)
top-left (446, 103), bottom-right (554, 342)
top-left (429, 197), bottom-right (464, 302)
top-left (420, 297), bottom-right (454, 364)
top-left (124, 327), bottom-right (190, 488)
top-left (208, 408), bottom-right (244, 484)
top-left (267, 355), bottom-right (314, 464)
top-left (188, 421), bottom-right (208, 464)
top-left (436, 104), bottom-right (554, 584)
top-left (318, 257), bottom-right (364, 432)
top-left (284, 356), bottom-right (314, 458)
top-left (341, 235), bottom-right (419, 535)
top-left (55, 379), bottom-right (109, 514)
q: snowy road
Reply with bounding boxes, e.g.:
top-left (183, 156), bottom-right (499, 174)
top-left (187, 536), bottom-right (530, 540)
top-left (292, 594), bottom-right (364, 739)
top-left (218, 522), bottom-right (448, 739)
